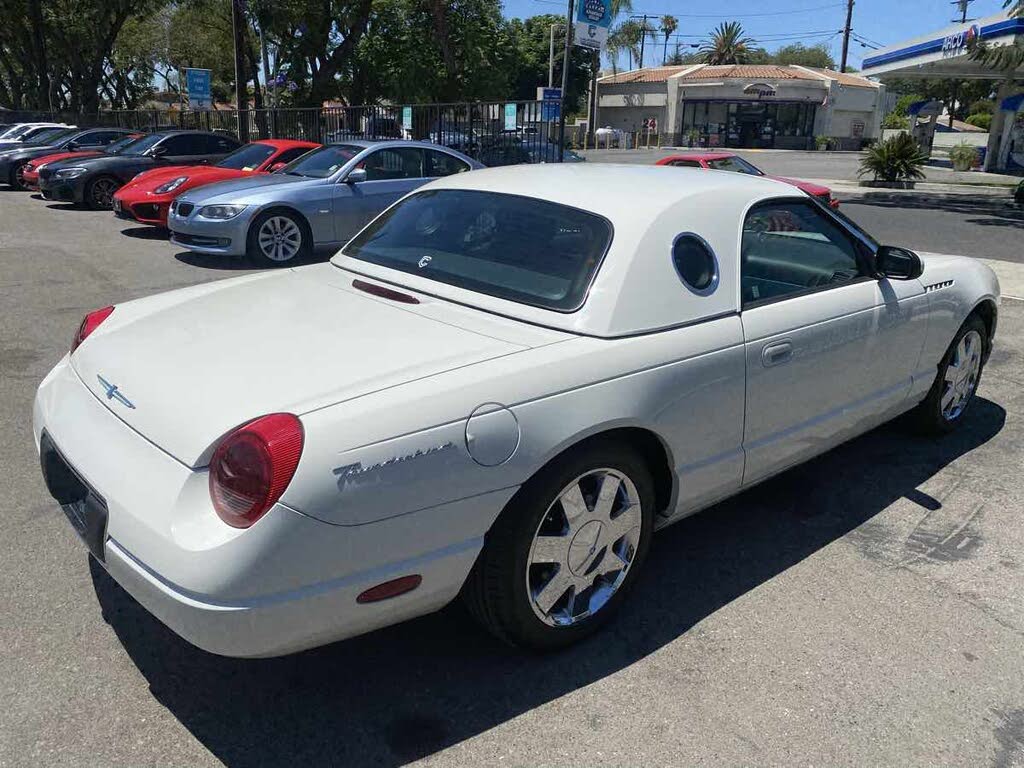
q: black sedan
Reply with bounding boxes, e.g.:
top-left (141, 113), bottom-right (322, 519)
top-left (0, 127), bottom-right (137, 190)
top-left (38, 130), bottom-right (241, 209)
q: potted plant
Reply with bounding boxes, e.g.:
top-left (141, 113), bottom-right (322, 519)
top-left (949, 141), bottom-right (979, 172)
top-left (858, 133), bottom-right (929, 189)
top-left (815, 135), bottom-right (832, 151)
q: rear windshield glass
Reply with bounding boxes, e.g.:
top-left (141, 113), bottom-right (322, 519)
top-left (217, 142), bottom-right (276, 170)
top-left (343, 189), bottom-right (612, 311)
top-left (282, 144), bottom-right (361, 178)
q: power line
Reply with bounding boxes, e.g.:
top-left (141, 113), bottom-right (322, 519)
top-left (624, 3), bottom-right (846, 18)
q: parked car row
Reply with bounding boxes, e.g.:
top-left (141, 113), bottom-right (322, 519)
top-left (2, 125), bottom-right (840, 271)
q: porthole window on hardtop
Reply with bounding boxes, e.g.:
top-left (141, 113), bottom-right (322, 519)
top-left (672, 234), bottom-right (718, 294)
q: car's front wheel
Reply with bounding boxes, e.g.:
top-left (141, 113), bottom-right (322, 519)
top-left (246, 210), bottom-right (310, 267)
top-left (9, 161), bottom-right (28, 191)
top-left (85, 176), bottom-right (121, 210)
top-left (464, 439), bottom-right (655, 649)
top-left (914, 313), bottom-right (987, 434)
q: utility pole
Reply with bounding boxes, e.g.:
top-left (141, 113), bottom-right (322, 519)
top-left (631, 14), bottom-right (656, 69)
top-left (839, 0), bottom-right (854, 73)
top-left (952, 0), bottom-right (975, 24)
top-left (231, 0), bottom-right (249, 141)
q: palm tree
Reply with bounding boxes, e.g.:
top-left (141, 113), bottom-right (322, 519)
top-left (609, 20), bottom-right (644, 70)
top-left (700, 21), bottom-right (756, 65)
top-left (660, 15), bottom-right (678, 65)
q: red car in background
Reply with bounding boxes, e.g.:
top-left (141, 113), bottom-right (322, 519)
top-left (655, 152), bottom-right (839, 209)
top-left (22, 133), bottom-right (144, 191)
top-left (112, 139), bottom-right (319, 227)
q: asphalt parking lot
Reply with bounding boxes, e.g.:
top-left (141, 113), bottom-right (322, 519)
top-left (2, 187), bottom-right (1024, 766)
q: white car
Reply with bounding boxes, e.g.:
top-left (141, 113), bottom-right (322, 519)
top-left (594, 126), bottom-right (625, 147)
top-left (34, 165), bottom-right (999, 657)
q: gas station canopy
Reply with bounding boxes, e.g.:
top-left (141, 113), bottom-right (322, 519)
top-left (861, 10), bottom-right (1023, 173)
top-left (861, 11), bottom-right (1023, 80)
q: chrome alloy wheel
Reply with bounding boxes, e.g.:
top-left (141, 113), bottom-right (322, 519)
top-left (941, 329), bottom-right (983, 421)
top-left (91, 177), bottom-right (119, 208)
top-left (257, 216), bottom-right (302, 262)
top-left (526, 468), bottom-right (642, 627)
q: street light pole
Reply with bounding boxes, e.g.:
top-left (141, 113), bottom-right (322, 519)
top-left (549, 23), bottom-right (558, 88)
top-left (558, 0), bottom-right (574, 162)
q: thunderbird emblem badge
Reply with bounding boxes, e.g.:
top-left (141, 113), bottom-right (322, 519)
top-left (96, 375), bottom-right (136, 409)
top-left (418, 255), bottom-right (432, 268)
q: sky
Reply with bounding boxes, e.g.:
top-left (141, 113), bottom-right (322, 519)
top-left (501, 0), bottom-right (1010, 70)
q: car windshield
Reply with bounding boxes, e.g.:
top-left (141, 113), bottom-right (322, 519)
top-left (105, 134), bottom-right (145, 155)
top-left (342, 189), bottom-right (613, 311)
top-left (281, 144), bottom-right (361, 178)
top-left (217, 142), bottom-right (277, 170)
top-left (119, 133), bottom-right (165, 156)
top-left (707, 156), bottom-right (763, 175)
top-left (4, 125), bottom-right (36, 139)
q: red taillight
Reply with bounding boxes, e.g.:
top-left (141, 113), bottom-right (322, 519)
top-left (209, 413), bottom-right (304, 528)
top-left (71, 306), bottom-right (114, 353)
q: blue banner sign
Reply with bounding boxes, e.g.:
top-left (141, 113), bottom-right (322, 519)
top-left (185, 68), bottom-right (212, 110)
top-left (574, 0), bottom-right (612, 50)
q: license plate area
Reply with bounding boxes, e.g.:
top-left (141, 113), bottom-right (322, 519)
top-left (40, 431), bottom-right (108, 562)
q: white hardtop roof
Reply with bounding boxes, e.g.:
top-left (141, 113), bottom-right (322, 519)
top-left (336, 164), bottom-right (807, 337)
top-left (430, 162), bottom-right (795, 226)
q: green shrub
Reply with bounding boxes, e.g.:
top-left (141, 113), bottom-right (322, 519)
top-left (968, 99), bottom-right (995, 116)
top-left (815, 135), bottom-right (832, 151)
top-left (948, 141), bottom-right (980, 170)
top-left (964, 113), bottom-right (992, 131)
top-left (882, 113), bottom-right (909, 129)
top-left (858, 133), bottom-right (929, 183)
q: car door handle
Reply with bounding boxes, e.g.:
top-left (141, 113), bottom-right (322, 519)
top-left (761, 341), bottom-right (793, 367)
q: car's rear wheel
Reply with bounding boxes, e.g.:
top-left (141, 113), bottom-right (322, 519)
top-left (86, 176), bottom-right (121, 210)
top-left (913, 314), bottom-right (987, 434)
top-left (246, 210), bottom-right (310, 267)
top-left (9, 161), bottom-right (28, 191)
top-left (464, 439), bottom-right (654, 649)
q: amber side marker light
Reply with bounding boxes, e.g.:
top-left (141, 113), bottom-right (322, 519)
top-left (356, 575), bottom-right (423, 604)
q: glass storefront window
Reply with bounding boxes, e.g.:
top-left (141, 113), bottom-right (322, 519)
top-left (680, 101), bottom-right (817, 149)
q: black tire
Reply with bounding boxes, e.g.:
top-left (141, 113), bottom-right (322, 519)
top-left (85, 175), bottom-right (121, 210)
top-left (463, 438), bottom-right (655, 650)
top-left (912, 313), bottom-right (987, 435)
top-left (246, 209), bottom-right (311, 268)
top-left (9, 161), bottom-right (28, 191)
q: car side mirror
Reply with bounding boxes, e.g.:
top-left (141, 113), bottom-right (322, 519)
top-left (66, 141), bottom-right (79, 151)
top-left (875, 245), bottom-right (923, 281)
top-left (268, 162), bottom-right (287, 173)
top-left (345, 167), bottom-right (367, 184)
top-left (150, 145), bottom-right (167, 158)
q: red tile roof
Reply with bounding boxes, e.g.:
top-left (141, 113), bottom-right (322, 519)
top-left (599, 64), bottom-right (879, 88)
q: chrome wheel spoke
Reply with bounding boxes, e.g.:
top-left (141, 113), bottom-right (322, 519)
top-left (534, 568), bottom-right (573, 614)
top-left (532, 535), bottom-right (568, 565)
top-left (941, 386), bottom-right (956, 412)
top-left (559, 483), bottom-right (588, 531)
top-left (593, 473), bottom-right (622, 521)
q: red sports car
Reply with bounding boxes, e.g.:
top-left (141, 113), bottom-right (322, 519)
top-left (655, 152), bottom-right (839, 208)
top-left (22, 133), bottom-right (145, 191)
top-left (112, 139), bottom-right (319, 227)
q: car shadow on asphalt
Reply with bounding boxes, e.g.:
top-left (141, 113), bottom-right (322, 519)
top-left (45, 203), bottom-right (91, 212)
top-left (121, 226), bottom-right (169, 241)
top-left (849, 193), bottom-right (1024, 229)
top-left (90, 398), bottom-right (1006, 768)
top-left (173, 249), bottom-right (330, 271)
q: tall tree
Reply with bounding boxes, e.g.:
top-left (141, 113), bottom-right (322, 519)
top-left (660, 15), bottom-right (677, 66)
top-left (699, 21), bottom-right (756, 65)
top-left (772, 43), bottom-right (836, 69)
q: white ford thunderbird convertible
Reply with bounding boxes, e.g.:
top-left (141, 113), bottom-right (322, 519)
top-left (35, 165), bottom-right (999, 657)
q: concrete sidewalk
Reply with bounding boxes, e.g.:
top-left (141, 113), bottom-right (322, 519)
top-left (815, 179), bottom-right (1019, 198)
